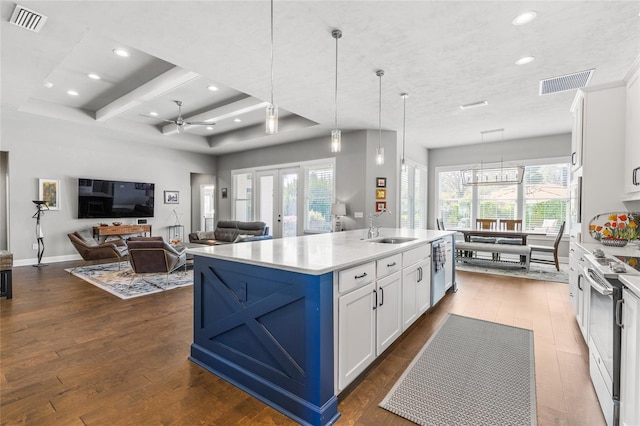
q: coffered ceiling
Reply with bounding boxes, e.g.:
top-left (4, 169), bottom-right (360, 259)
top-left (1, 1), bottom-right (639, 155)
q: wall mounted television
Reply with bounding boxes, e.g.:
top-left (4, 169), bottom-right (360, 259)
top-left (77, 178), bottom-right (155, 219)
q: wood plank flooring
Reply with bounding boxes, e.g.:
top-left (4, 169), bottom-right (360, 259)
top-left (1, 262), bottom-right (605, 425)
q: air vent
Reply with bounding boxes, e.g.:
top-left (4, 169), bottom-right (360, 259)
top-left (539, 69), bottom-right (594, 95)
top-left (9, 4), bottom-right (47, 32)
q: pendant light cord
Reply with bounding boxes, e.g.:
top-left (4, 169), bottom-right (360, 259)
top-left (378, 71), bottom-right (383, 148)
top-left (334, 33), bottom-right (339, 129)
top-left (402, 94), bottom-right (407, 161)
top-left (270, 0), bottom-right (274, 105)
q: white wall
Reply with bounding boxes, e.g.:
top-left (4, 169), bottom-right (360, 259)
top-left (216, 129), bottom-right (400, 232)
top-left (2, 110), bottom-right (216, 264)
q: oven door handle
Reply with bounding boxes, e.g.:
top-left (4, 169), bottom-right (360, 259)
top-left (583, 267), bottom-right (613, 296)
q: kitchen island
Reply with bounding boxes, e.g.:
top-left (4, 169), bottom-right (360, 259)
top-left (187, 228), bottom-right (454, 426)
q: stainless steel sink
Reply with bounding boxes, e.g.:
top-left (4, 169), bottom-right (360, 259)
top-left (371, 237), bottom-right (417, 244)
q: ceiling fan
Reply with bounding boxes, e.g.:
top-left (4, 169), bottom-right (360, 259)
top-left (142, 100), bottom-right (214, 133)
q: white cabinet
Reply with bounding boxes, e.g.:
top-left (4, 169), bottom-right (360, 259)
top-left (337, 280), bottom-right (375, 391)
top-left (621, 288), bottom-right (640, 426)
top-left (570, 93), bottom-right (585, 172)
top-left (401, 245), bottom-right (431, 331)
top-left (402, 258), bottom-right (430, 330)
top-left (624, 65), bottom-right (640, 196)
top-left (337, 258), bottom-right (403, 391)
top-left (375, 271), bottom-right (402, 355)
top-left (569, 243), bottom-right (589, 341)
top-left (444, 236), bottom-right (453, 290)
top-left (570, 84), bottom-right (627, 243)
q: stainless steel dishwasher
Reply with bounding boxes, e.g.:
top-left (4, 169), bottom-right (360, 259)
top-left (431, 239), bottom-right (447, 305)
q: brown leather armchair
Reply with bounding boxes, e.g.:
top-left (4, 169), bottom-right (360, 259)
top-left (67, 231), bottom-right (128, 271)
top-left (126, 237), bottom-right (187, 288)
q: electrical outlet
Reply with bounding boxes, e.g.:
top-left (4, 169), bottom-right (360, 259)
top-left (32, 243), bottom-right (38, 250)
top-left (354, 212), bottom-right (364, 218)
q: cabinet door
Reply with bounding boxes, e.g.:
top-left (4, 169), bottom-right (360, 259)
top-left (415, 259), bottom-right (431, 315)
top-left (571, 94), bottom-right (584, 172)
top-left (338, 282), bottom-right (375, 391)
top-left (402, 263), bottom-right (419, 330)
top-left (621, 289), bottom-right (640, 426)
top-left (376, 271), bottom-right (402, 355)
top-left (444, 238), bottom-right (453, 290)
top-left (625, 71), bottom-right (640, 194)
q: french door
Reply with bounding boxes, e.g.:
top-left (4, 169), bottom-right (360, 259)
top-left (256, 168), bottom-right (301, 238)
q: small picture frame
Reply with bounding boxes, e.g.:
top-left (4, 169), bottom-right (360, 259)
top-left (221, 188), bottom-right (228, 199)
top-left (376, 177), bottom-right (387, 188)
top-left (376, 189), bottom-right (387, 200)
top-left (376, 201), bottom-right (387, 212)
top-left (39, 178), bottom-right (61, 210)
top-left (164, 190), bottom-right (179, 204)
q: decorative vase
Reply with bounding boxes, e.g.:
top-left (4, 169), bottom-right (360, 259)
top-left (601, 238), bottom-right (629, 247)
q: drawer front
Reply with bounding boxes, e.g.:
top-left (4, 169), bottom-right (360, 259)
top-left (339, 262), bottom-right (376, 294)
top-left (403, 244), bottom-right (430, 267)
top-left (377, 254), bottom-right (402, 278)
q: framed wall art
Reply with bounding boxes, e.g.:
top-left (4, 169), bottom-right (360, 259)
top-left (164, 190), bottom-right (179, 204)
top-left (376, 201), bottom-right (387, 212)
top-left (38, 178), bottom-right (60, 210)
top-left (376, 189), bottom-right (387, 200)
top-left (376, 177), bottom-right (387, 188)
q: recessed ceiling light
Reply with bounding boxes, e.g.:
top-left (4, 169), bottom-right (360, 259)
top-left (207, 85), bottom-right (219, 91)
top-left (149, 111), bottom-right (158, 116)
top-left (512, 11), bottom-right (537, 26)
top-left (113, 48), bottom-right (129, 57)
top-left (206, 126), bottom-right (214, 130)
top-left (87, 73), bottom-right (101, 80)
top-left (43, 81), bottom-right (54, 88)
top-left (460, 100), bottom-right (488, 110)
top-left (67, 90), bottom-right (79, 96)
top-left (234, 118), bottom-right (242, 123)
top-left (515, 56), bottom-right (535, 65)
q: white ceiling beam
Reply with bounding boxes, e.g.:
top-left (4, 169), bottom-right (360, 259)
top-left (161, 98), bottom-right (269, 135)
top-left (95, 67), bottom-right (200, 122)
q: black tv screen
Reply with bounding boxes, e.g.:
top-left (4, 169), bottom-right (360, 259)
top-left (77, 178), bottom-right (155, 219)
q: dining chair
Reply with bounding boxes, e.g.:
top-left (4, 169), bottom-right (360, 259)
top-left (471, 218), bottom-right (498, 244)
top-left (499, 219), bottom-right (522, 231)
top-left (475, 218), bottom-right (497, 230)
top-left (530, 221), bottom-right (566, 271)
top-left (436, 218), bottom-right (445, 230)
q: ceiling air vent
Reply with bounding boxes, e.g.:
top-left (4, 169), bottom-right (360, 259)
top-left (9, 4), bottom-right (47, 32)
top-left (539, 69), bottom-right (594, 95)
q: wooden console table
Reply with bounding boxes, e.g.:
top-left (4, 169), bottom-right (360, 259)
top-left (93, 224), bottom-right (152, 240)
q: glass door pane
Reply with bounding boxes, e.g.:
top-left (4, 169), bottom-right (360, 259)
top-left (256, 171), bottom-right (276, 237)
top-left (200, 184), bottom-right (215, 231)
top-left (281, 171), bottom-right (298, 237)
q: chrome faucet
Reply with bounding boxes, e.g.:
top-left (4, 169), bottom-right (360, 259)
top-left (367, 208), bottom-right (391, 239)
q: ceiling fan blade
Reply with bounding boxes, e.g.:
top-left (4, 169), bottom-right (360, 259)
top-left (184, 121), bottom-right (215, 126)
top-left (139, 114), bottom-right (176, 124)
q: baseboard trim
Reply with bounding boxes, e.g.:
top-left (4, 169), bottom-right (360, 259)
top-left (14, 254), bottom-right (82, 267)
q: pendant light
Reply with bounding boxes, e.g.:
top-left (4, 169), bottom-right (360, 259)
top-left (265, 0), bottom-right (278, 134)
top-left (400, 93), bottom-right (408, 172)
top-left (376, 70), bottom-right (385, 165)
top-left (330, 29), bottom-right (343, 152)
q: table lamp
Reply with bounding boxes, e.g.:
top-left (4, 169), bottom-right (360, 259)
top-left (331, 202), bottom-right (347, 232)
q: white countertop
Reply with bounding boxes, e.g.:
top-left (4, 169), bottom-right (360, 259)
top-left (576, 240), bottom-right (640, 258)
top-left (619, 275), bottom-right (640, 298)
top-left (186, 228), bottom-right (454, 275)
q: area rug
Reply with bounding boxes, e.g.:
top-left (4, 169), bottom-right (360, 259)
top-left (380, 314), bottom-right (536, 426)
top-left (456, 259), bottom-right (569, 283)
top-left (66, 262), bottom-right (193, 300)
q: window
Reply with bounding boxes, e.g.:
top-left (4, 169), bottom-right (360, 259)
top-left (304, 164), bottom-right (334, 233)
top-left (233, 173), bottom-right (252, 221)
top-left (436, 160), bottom-right (569, 232)
top-left (438, 170), bottom-right (471, 229)
top-left (400, 162), bottom-right (428, 229)
top-left (523, 164), bottom-right (569, 232)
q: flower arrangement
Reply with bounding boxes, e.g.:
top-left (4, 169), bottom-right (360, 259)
top-left (589, 213), bottom-right (639, 242)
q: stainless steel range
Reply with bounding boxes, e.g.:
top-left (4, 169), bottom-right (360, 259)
top-left (584, 253), bottom-right (640, 426)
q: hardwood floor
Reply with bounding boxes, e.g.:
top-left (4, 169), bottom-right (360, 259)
top-left (1, 262), bottom-right (605, 425)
